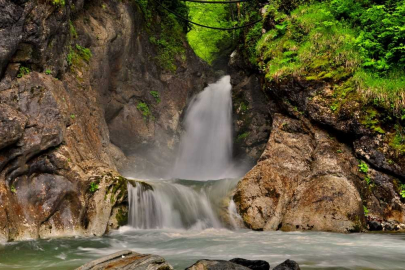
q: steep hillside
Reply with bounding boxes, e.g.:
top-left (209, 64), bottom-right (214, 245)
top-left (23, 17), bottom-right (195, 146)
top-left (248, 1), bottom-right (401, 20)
top-left (233, 0), bottom-right (405, 232)
top-left (0, 0), bottom-right (212, 242)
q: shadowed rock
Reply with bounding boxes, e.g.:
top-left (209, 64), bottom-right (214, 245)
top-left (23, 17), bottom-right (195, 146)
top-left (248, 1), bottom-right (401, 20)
top-left (186, 260), bottom-right (251, 270)
top-left (273, 259), bottom-right (300, 270)
top-left (230, 258), bottom-right (270, 270)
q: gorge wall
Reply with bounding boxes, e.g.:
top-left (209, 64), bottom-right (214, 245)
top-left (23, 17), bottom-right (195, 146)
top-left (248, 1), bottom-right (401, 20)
top-left (0, 0), bottom-right (212, 242)
top-left (232, 1), bottom-right (405, 232)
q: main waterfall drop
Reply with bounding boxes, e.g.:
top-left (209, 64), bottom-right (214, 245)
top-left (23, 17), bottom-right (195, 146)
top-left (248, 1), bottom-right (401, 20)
top-left (127, 76), bottom-right (243, 230)
top-left (172, 75), bottom-right (233, 180)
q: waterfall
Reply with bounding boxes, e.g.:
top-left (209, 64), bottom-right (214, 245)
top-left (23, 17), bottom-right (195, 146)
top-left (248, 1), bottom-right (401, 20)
top-left (127, 76), bottom-right (245, 230)
top-left (171, 75), bottom-right (233, 180)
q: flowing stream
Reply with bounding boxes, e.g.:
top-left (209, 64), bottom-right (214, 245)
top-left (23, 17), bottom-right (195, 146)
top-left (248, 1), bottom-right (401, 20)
top-left (1, 76), bottom-right (405, 269)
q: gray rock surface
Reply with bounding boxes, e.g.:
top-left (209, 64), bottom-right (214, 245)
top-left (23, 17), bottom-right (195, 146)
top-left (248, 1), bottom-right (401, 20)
top-left (186, 260), bottom-right (251, 270)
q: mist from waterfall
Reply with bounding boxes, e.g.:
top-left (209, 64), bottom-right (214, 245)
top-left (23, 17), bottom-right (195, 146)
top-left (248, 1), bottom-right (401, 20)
top-left (171, 75), bottom-right (234, 180)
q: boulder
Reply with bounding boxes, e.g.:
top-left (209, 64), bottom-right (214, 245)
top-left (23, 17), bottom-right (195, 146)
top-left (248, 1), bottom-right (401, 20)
top-left (230, 258), bottom-right (270, 270)
top-left (234, 114), bottom-right (365, 232)
top-left (76, 250), bottom-right (173, 270)
top-left (273, 260), bottom-right (300, 270)
top-left (186, 260), bottom-right (251, 270)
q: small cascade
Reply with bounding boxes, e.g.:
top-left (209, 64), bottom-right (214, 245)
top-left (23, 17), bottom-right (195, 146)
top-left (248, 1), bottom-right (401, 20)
top-left (128, 181), bottom-right (221, 229)
top-left (171, 75), bottom-right (233, 180)
top-left (127, 178), bottom-right (240, 230)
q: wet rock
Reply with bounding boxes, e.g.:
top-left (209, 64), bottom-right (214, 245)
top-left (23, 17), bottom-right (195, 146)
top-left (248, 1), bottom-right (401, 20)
top-left (186, 260), bottom-right (251, 270)
top-left (76, 250), bottom-right (173, 270)
top-left (0, 104), bottom-right (27, 150)
top-left (368, 220), bottom-right (383, 231)
top-left (230, 258), bottom-right (270, 270)
top-left (273, 259), bottom-right (300, 270)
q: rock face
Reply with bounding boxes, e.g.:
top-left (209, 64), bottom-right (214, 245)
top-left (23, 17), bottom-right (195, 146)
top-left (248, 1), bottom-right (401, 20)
top-left (186, 260), bottom-right (251, 270)
top-left (0, 0), bottom-right (211, 242)
top-left (229, 258), bottom-right (270, 270)
top-left (76, 250), bottom-right (173, 270)
top-left (273, 260), bottom-right (300, 270)
top-left (235, 114), bottom-right (405, 232)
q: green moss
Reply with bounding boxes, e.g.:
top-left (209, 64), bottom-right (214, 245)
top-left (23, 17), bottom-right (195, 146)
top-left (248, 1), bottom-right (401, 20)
top-left (116, 208), bottom-right (128, 226)
top-left (361, 108), bottom-right (385, 134)
top-left (67, 44), bottom-right (92, 69)
top-left (237, 132), bottom-right (249, 142)
top-left (70, 21), bottom-right (78, 39)
top-left (363, 205), bottom-right (369, 216)
top-left (10, 185), bottom-right (16, 194)
top-left (390, 124), bottom-right (405, 155)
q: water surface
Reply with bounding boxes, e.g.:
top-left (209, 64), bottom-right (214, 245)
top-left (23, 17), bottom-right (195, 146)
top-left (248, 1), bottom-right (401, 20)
top-left (1, 228), bottom-right (404, 270)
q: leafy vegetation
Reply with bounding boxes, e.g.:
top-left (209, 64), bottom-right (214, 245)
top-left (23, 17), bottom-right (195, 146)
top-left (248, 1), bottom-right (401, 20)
top-left (67, 44), bottom-right (92, 68)
top-left (10, 185), bottom-right (16, 194)
top-left (137, 102), bottom-right (151, 119)
top-left (150, 91), bottom-right (161, 103)
top-left (17, 66), bottom-right (30, 78)
top-left (52, 0), bottom-right (65, 7)
top-left (358, 161), bottom-right (369, 174)
top-left (250, 0), bottom-right (405, 110)
top-left (363, 205), bottom-right (369, 216)
top-left (400, 184), bottom-right (405, 198)
top-left (186, 1), bottom-right (239, 65)
top-left (134, 0), bottom-right (188, 71)
top-left (89, 182), bottom-right (99, 193)
top-left (70, 21), bottom-right (78, 39)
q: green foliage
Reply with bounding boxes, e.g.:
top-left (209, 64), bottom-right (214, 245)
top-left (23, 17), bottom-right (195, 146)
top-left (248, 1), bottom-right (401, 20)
top-left (149, 91), bottom-right (161, 103)
top-left (70, 21), bottom-right (78, 39)
top-left (75, 44), bottom-right (92, 62)
top-left (186, 0), bottom-right (239, 65)
top-left (10, 185), bottom-right (16, 194)
top-left (89, 182), bottom-right (99, 193)
top-left (67, 44), bottom-right (92, 68)
top-left (336, 149), bottom-right (342, 153)
top-left (253, 0), bottom-right (405, 110)
top-left (358, 160), bottom-right (369, 174)
top-left (116, 208), bottom-right (128, 226)
top-left (149, 14), bottom-right (186, 71)
top-left (361, 108), bottom-right (385, 134)
top-left (237, 132), bottom-right (249, 141)
top-left (363, 205), bottom-right (369, 216)
top-left (330, 0), bottom-right (405, 74)
top-left (390, 124), bottom-right (405, 154)
top-left (52, 0), bottom-right (65, 7)
top-left (400, 184), bottom-right (405, 198)
top-left (70, 114), bottom-right (76, 120)
top-left (17, 66), bottom-right (30, 78)
top-left (137, 102), bottom-right (151, 119)
top-left (45, 69), bottom-right (52, 75)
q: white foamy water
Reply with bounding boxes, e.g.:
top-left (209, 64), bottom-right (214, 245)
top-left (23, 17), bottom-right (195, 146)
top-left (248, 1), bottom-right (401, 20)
top-left (127, 179), bottom-right (240, 230)
top-left (171, 75), bottom-right (234, 180)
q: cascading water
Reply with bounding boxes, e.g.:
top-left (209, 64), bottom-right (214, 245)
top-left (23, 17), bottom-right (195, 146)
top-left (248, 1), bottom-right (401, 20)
top-left (127, 76), bottom-right (243, 230)
top-left (171, 75), bottom-right (233, 180)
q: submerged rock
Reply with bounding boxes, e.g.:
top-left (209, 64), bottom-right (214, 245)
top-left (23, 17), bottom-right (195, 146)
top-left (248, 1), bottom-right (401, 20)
top-left (186, 260), bottom-right (250, 270)
top-left (230, 258), bottom-right (270, 270)
top-left (273, 260), bottom-right (300, 270)
top-left (76, 250), bottom-right (172, 270)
